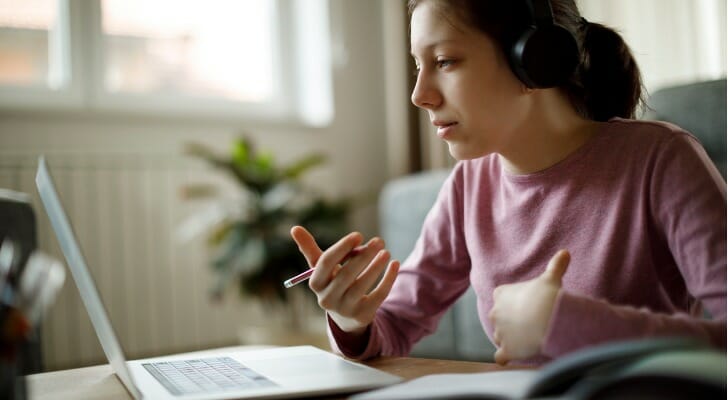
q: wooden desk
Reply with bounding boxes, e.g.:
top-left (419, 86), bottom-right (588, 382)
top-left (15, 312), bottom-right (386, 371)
top-left (26, 347), bottom-right (523, 400)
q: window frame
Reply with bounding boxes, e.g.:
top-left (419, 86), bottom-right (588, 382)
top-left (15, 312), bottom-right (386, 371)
top-left (0, 0), bottom-right (84, 110)
top-left (0, 0), bottom-right (327, 124)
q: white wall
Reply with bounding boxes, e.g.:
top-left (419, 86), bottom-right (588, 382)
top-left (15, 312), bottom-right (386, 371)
top-left (0, 1), bottom-right (387, 236)
top-left (0, 0), bottom-right (388, 370)
top-left (578, 0), bottom-right (727, 93)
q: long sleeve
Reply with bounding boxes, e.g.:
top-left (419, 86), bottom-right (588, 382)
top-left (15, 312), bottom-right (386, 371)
top-left (542, 291), bottom-right (725, 358)
top-left (327, 165), bottom-right (473, 360)
top-left (542, 130), bottom-right (726, 358)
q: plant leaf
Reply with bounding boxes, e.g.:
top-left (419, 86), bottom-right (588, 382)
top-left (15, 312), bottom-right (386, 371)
top-left (281, 154), bottom-right (327, 180)
top-left (232, 138), bottom-right (250, 166)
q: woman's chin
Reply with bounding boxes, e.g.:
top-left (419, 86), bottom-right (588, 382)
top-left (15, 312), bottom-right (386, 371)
top-left (447, 142), bottom-right (484, 161)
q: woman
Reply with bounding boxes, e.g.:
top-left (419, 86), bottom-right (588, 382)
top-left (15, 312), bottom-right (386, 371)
top-left (291, 0), bottom-right (726, 365)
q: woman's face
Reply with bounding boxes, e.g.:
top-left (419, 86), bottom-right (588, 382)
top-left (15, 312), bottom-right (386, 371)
top-left (410, 2), bottom-right (531, 160)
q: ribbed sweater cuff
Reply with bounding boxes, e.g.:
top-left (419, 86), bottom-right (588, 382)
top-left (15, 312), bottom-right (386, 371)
top-left (326, 313), bottom-right (381, 360)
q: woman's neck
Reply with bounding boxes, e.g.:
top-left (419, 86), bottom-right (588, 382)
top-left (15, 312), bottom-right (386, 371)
top-left (499, 89), bottom-right (601, 175)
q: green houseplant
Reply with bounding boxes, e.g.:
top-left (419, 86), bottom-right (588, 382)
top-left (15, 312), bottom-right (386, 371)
top-left (181, 138), bottom-right (351, 306)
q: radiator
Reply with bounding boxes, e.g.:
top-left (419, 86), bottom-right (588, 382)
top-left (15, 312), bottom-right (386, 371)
top-left (0, 153), bottom-right (259, 371)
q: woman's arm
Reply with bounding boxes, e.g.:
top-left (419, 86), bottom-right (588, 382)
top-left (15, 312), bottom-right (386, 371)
top-left (327, 165), bottom-right (473, 359)
top-left (543, 130), bottom-right (726, 358)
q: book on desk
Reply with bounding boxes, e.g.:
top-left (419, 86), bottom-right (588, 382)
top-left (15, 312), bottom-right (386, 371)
top-left (352, 337), bottom-right (726, 400)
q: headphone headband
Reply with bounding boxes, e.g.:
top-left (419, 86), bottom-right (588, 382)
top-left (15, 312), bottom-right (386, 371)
top-left (528, 0), bottom-right (555, 26)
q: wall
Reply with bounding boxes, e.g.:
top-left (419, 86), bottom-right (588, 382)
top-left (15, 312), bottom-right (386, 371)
top-left (0, 0), bottom-right (388, 370)
top-left (578, 0), bottom-right (727, 93)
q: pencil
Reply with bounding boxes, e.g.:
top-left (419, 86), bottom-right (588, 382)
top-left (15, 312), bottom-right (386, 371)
top-left (283, 245), bottom-right (366, 288)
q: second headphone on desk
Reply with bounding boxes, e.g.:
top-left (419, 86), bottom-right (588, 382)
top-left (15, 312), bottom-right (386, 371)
top-left (509, 0), bottom-right (580, 89)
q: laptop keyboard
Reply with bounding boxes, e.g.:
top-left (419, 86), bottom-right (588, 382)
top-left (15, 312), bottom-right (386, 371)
top-left (142, 356), bottom-right (277, 396)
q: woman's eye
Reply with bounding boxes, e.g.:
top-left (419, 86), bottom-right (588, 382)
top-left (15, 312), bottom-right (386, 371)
top-left (436, 59), bottom-right (455, 69)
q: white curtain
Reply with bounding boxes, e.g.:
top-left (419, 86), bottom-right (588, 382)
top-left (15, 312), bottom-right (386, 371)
top-left (577, 0), bottom-right (727, 94)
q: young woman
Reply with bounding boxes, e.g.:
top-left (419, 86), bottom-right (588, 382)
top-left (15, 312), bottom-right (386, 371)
top-left (291, 0), bottom-right (726, 365)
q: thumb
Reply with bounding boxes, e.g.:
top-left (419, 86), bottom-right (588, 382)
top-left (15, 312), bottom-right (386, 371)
top-left (541, 249), bottom-right (570, 284)
top-left (493, 347), bottom-right (509, 365)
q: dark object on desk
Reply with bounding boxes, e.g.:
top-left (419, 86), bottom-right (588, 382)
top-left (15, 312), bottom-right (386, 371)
top-left (0, 190), bottom-right (42, 374)
top-left (526, 336), bottom-right (723, 399)
top-left (1, 189), bottom-right (41, 400)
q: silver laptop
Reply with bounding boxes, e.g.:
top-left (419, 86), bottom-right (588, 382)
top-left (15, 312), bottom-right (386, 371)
top-left (35, 156), bottom-right (401, 399)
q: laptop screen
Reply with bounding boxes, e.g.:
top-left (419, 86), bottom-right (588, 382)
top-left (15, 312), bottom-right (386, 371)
top-left (35, 156), bottom-right (142, 399)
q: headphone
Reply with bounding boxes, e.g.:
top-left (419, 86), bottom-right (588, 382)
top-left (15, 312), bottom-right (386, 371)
top-left (509, 0), bottom-right (580, 89)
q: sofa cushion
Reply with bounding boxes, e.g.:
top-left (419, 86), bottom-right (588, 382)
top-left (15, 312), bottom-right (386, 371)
top-left (643, 79), bottom-right (726, 178)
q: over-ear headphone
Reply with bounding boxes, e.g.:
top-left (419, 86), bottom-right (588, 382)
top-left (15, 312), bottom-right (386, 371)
top-left (509, 0), bottom-right (579, 88)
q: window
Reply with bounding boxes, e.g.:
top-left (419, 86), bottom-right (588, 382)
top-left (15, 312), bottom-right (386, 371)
top-left (0, 0), bottom-right (333, 125)
top-left (0, 0), bottom-right (78, 108)
top-left (102, 0), bottom-right (277, 103)
top-left (0, 0), bottom-right (60, 88)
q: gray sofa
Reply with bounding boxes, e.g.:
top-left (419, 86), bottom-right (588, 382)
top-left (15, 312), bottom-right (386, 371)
top-left (378, 78), bottom-right (726, 362)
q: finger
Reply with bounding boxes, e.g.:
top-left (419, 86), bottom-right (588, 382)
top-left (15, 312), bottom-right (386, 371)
top-left (309, 232), bottom-right (364, 290)
top-left (541, 249), bottom-right (570, 284)
top-left (492, 329), bottom-right (501, 347)
top-left (487, 307), bottom-right (497, 324)
top-left (290, 226), bottom-right (323, 268)
top-left (345, 249), bottom-right (391, 299)
top-left (494, 347), bottom-right (509, 365)
top-left (362, 260), bottom-right (400, 307)
top-left (492, 285), bottom-right (503, 301)
top-left (325, 239), bottom-right (385, 301)
top-left (335, 237), bottom-right (383, 279)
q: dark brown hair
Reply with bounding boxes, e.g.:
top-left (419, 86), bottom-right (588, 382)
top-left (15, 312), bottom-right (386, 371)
top-left (408, 0), bottom-right (645, 121)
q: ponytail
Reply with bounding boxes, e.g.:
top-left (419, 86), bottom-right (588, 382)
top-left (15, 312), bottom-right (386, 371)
top-left (567, 20), bottom-right (646, 121)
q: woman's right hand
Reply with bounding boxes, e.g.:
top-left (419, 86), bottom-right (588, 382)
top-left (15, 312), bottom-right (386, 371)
top-left (290, 225), bottom-right (400, 336)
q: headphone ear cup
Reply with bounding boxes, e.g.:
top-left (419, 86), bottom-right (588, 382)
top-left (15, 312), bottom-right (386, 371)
top-left (509, 25), bottom-right (579, 89)
top-left (509, 26), bottom-right (540, 88)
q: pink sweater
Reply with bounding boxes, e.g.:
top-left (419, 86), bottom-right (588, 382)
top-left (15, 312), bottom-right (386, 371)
top-left (329, 118), bottom-right (727, 364)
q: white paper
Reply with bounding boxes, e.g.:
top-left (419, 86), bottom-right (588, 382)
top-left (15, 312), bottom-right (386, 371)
top-left (351, 370), bottom-right (539, 400)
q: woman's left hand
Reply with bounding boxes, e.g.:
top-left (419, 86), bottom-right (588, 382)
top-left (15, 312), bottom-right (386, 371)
top-left (489, 250), bottom-right (571, 365)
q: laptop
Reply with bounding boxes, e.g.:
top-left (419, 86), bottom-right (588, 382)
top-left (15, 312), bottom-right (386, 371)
top-left (35, 156), bottom-right (401, 399)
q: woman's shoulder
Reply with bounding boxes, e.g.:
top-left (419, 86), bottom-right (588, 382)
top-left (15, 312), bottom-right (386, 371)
top-left (601, 118), bottom-right (718, 179)
top-left (602, 117), bottom-right (697, 146)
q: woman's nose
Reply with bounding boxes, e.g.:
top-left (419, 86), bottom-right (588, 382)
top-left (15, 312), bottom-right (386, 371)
top-left (410, 73), bottom-right (441, 110)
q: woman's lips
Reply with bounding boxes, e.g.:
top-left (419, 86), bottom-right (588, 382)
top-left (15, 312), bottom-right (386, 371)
top-left (435, 122), bottom-right (458, 139)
